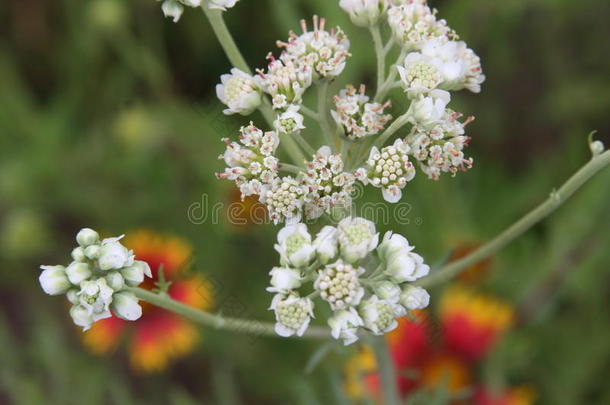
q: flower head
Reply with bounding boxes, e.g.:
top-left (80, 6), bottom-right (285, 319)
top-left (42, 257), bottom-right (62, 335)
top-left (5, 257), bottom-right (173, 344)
top-left (387, 2), bottom-right (455, 50)
top-left (277, 16), bottom-right (351, 78)
top-left (360, 295), bottom-right (402, 334)
top-left (315, 260), bottom-right (365, 310)
top-left (259, 176), bottom-right (307, 224)
top-left (313, 225), bottom-right (339, 264)
top-left (270, 293), bottom-right (314, 337)
top-left (339, 0), bottom-right (388, 27)
top-left (400, 285), bottom-right (430, 310)
top-left (258, 58), bottom-right (313, 109)
top-left (337, 217), bottom-right (379, 263)
top-left (267, 267), bottom-right (303, 293)
top-left (216, 68), bottom-right (262, 115)
top-left (273, 105), bottom-right (305, 134)
top-left (356, 139), bottom-right (416, 203)
top-left (331, 84), bottom-right (392, 140)
top-left (378, 231), bottom-right (430, 282)
top-left (407, 89), bottom-right (451, 129)
top-left (274, 223), bottom-right (315, 268)
top-left (328, 307), bottom-right (364, 345)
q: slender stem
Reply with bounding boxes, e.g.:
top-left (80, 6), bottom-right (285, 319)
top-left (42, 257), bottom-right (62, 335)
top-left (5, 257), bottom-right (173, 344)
top-left (417, 149), bottom-right (610, 288)
top-left (370, 26), bottom-right (386, 93)
top-left (200, 7), bottom-right (251, 74)
top-left (300, 105), bottom-right (319, 120)
top-left (280, 163), bottom-right (303, 175)
top-left (373, 113), bottom-right (410, 150)
top-left (318, 80), bottom-right (335, 149)
top-left (370, 336), bottom-right (400, 405)
top-left (375, 49), bottom-right (406, 102)
top-left (127, 287), bottom-right (330, 339)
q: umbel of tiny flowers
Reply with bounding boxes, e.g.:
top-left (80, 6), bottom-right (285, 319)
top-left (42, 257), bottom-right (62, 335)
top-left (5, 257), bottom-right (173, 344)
top-left (216, 68), bottom-right (262, 115)
top-left (267, 218), bottom-right (431, 345)
top-left (39, 228), bottom-right (152, 331)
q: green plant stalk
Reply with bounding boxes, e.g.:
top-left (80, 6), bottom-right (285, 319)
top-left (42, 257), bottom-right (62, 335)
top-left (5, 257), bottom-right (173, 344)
top-left (369, 336), bottom-right (400, 405)
top-left (201, 6), bottom-right (305, 166)
top-left (318, 80), bottom-right (336, 149)
top-left (375, 49), bottom-right (406, 102)
top-left (127, 287), bottom-right (330, 339)
top-left (370, 26), bottom-right (386, 92)
top-left (418, 149), bottom-right (610, 288)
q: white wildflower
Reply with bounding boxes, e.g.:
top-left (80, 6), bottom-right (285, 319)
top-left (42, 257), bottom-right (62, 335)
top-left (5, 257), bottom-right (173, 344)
top-left (259, 176), bottom-right (307, 224)
top-left (331, 84), bottom-right (392, 140)
top-left (77, 278), bottom-right (114, 322)
top-left (328, 307), bottom-right (363, 345)
top-left (98, 237), bottom-right (134, 271)
top-left (378, 231), bottom-right (430, 282)
top-left (360, 295), bottom-right (402, 334)
top-left (313, 225), bottom-right (339, 264)
top-left (258, 57), bottom-right (313, 109)
top-left (387, 2), bottom-right (455, 50)
top-left (339, 0), bottom-right (388, 27)
top-left (111, 291), bottom-right (143, 321)
top-left (270, 293), bottom-right (314, 337)
top-left (39, 265), bottom-right (71, 296)
top-left (314, 260), bottom-right (365, 310)
top-left (274, 105), bottom-right (305, 134)
top-left (267, 267), bottom-right (303, 293)
top-left (399, 285), bottom-right (430, 310)
top-left (216, 68), bottom-right (262, 115)
top-left (274, 223), bottom-right (316, 268)
top-left (161, 0), bottom-right (183, 23)
top-left (336, 217), bottom-right (379, 262)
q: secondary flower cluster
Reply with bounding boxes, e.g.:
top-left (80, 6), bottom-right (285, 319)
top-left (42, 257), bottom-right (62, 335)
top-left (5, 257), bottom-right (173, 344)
top-left (267, 217), bottom-right (431, 344)
top-left (38, 228), bottom-right (151, 330)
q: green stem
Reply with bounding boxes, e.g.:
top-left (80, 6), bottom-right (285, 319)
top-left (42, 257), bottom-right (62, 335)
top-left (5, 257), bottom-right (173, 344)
top-left (292, 131), bottom-right (316, 156)
top-left (370, 26), bottom-right (385, 94)
top-left (370, 336), bottom-right (400, 405)
top-left (318, 80), bottom-right (335, 149)
top-left (127, 287), bottom-right (329, 339)
top-left (417, 149), bottom-right (610, 288)
top-left (375, 49), bottom-right (406, 102)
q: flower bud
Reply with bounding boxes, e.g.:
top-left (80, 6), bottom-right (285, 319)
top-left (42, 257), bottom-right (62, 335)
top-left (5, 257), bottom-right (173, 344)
top-left (266, 267), bottom-right (302, 293)
top-left (65, 262), bottom-right (92, 285)
top-left (161, 0), bottom-right (183, 22)
top-left (328, 308), bottom-right (363, 345)
top-left (71, 247), bottom-right (87, 262)
top-left (98, 239), bottom-right (133, 271)
top-left (313, 226), bottom-right (339, 264)
top-left (373, 280), bottom-right (401, 302)
top-left (360, 295), bottom-right (401, 335)
top-left (39, 265), bottom-right (70, 295)
top-left (337, 217), bottom-right (379, 263)
top-left (339, 0), bottom-right (387, 27)
top-left (270, 294), bottom-right (314, 337)
top-left (84, 244), bottom-right (101, 260)
top-left (70, 305), bottom-right (94, 331)
top-left (208, 0), bottom-right (239, 11)
top-left (78, 278), bottom-right (113, 321)
top-left (105, 271), bottom-right (125, 291)
top-left (399, 285), bottom-right (430, 310)
top-left (76, 228), bottom-right (99, 247)
top-left (591, 140), bottom-right (605, 157)
top-left (216, 68), bottom-right (262, 115)
top-left (379, 231), bottom-right (430, 282)
top-left (111, 292), bottom-right (143, 321)
top-left (66, 288), bottom-right (80, 305)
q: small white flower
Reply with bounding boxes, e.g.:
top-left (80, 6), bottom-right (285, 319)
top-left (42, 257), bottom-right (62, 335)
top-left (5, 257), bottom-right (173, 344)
top-left (328, 307), bottom-right (363, 345)
top-left (65, 262), bottom-right (92, 285)
top-left (407, 89), bottom-right (451, 129)
top-left (76, 228), bottom-right (99, 247)
top-left (216, 68), bottom-right (262, 115)
top-left (313, 226), bottom-right (339, 264)
top-left (360, 295), bottom-right (401, 335)
top-left (267, 267), bottom-right (302, 293)
top-left (77, 278), bottom-right (114, 322)
top-left (70, 305), bottom-right (94, 331)
top-left (273, 105), bottom-right (305, 134)
top-left (397, 52), bottom-right (442, 96)
top-left (111, 292), bottom-right (143, 321)
top-left (358, 139), bottom-right (416, 203)
top-left (120, 260), bottom-right (152, 287)
top-left (39, 265), bottom-right (71, 295)
top-left (274, 223), bottom-right (315, 268)
top-left (399, 285), bottom-right (430, 310)
top-left (66, 289), bottom-right (79, 305)
top-left (387, 2), bottom-right (454, 50)
top-left (314, 260), bottom-right (365, 310)
top-left (208, 0), bottom-right (239, 11)
top-left (331, 84), bottom-right (392, 140)
top-left (258, 58), bottom-right (313, 109)
top-left (161, 0), bottom-right (183, 23)
top-left (71, 247), bottom-right (86, 262)
top-left (590, 140), bottom-right (605, 157)
top-left (98, 237), bottom-right (134, 271)
top-left (339, 0), bottom-right (387, 27)
top-left (270, 294), bottom-right (314, 337)
top-left (378, 231), bottom-right (430, 282)
top-left (259, 176), bottom-right (306, 225)
top-left (336, 217), bottom-right (379, 263)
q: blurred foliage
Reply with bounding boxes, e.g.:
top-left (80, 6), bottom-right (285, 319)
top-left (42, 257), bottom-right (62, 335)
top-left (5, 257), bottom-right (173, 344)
top-left (1, 0), bottom-right (609, 404)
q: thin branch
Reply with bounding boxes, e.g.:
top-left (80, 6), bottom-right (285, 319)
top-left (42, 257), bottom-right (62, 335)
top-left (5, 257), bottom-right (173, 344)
top-left (370, 26), bottom-right (386, 93)
top-left (369, 336), bottom-right (400, 405)
top-left (417, 150), bottom-right (610, 288)
top-left (127, 287), bottom-right (330, 339)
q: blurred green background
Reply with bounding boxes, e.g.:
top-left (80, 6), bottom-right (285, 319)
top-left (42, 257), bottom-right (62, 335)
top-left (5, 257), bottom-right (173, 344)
top-left (1, 0), bottom-right (609, 404)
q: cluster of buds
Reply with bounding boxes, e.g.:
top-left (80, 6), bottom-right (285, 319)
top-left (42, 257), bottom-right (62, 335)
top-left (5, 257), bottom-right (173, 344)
top-left (216, 68), bottom-right (262, 115)
top-left (301, 146), bottom-right (356, 220)
top-left (356, 139), bottom-right (416, 203)
top-left (258, 57), bottom-right (313, 111)
top-left (216, 123), bottom-right (280, 198)
top-left (38, 228), bottom-right (151, 330)
top-left (160, 0), bottom-right (239, 23)
top-left (267, 218), bottom-right (430, 344)
top-left (406, 109), bottom-right (474, 180)
top-left (331, 84), bottom-right (392, 140)
top-left (387, 0), bottom-right (455, 50)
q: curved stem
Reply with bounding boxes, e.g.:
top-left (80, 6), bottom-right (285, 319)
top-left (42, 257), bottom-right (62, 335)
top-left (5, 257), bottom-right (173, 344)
top-left (318, 80), bottom-right (335, 149)
top-left (369, 336), bottom-right (400, 405)
top-left (127, 287), bottom-right (330, 339)
top-left (370, 26), bottom-right (386, 93)
top-left (417, 149), bottom-right (610, 288)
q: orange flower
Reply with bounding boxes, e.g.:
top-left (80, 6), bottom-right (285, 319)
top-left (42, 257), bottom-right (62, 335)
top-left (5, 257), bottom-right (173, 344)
top-left (439, 286), bottom-right (514, 361)
top-left (82, 230), bottom-right (213, 373)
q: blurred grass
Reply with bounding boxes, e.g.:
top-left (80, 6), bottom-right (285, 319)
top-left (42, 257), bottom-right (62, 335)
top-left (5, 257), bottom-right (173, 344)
top-left (1, 0), bottom-right (609, 403)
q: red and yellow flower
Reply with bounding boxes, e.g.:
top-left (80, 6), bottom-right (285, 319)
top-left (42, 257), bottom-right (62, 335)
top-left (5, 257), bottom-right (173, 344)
top-left (82, 230), bottom-right (213, 373)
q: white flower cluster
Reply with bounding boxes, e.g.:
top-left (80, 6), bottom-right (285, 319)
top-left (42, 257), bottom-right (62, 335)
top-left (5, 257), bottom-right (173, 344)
top-left (216, 123), bottom-right (280, 197)
top-left (38, 228), bottom-right (152, 331)
top-left (331, 84), bottom-right (392, 140)
top-left (216, 68), bottom-right (262, 115)
top-left (356, 139), bottom-right (416, 203)
top-left (406, 109), bottom-right (474, 180)
top-left (267, 218), bottom-right (430, 344)
top-left (339, 0), bottom-right (388, 27)
top-left (387, 0), bottom-right (455, 50)
top-left (160, 0), bottom-right (239, 23)
top-left (302, 146), bottom-right (356, 220)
